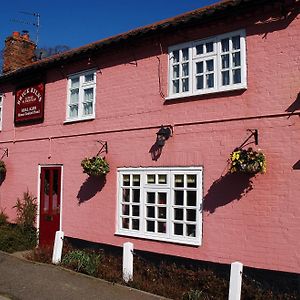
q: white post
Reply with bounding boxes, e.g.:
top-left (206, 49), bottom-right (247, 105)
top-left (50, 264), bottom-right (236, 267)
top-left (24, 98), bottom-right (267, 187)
top-left (123, 242), bottom-right (133, 282)
top-left (52, 230), bottom-right (64, 264)
top-left (228, 261), bottom-right (243, 300)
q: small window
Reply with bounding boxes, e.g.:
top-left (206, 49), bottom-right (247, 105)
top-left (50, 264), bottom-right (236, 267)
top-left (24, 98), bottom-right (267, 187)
top-left (66, 70), bottom-right (96, 122)
top-left (167, 30), bottom-right (247, 99)
top-left (117, 167), bottom-right (203, 246)
top-left (0, 95), bottom-right (3, 130)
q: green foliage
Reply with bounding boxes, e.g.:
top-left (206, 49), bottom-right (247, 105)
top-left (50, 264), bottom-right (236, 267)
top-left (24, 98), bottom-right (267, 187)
top-left (182, 289), bottom-right (209, 300)
top-left (62, 249), bottom-right (102, 276)
top-left (0, 209), bottom-right (8, 226)
top-left (0, 224), bottom-right (36, 253)
top-left (81, 156), bottom-right (110, 176)
top-left (0, 160), bottom-right (6, 175)
top-left (13, 190), bottom-right (37, 229)
top-left (230, 147), bottom-right (266, 174)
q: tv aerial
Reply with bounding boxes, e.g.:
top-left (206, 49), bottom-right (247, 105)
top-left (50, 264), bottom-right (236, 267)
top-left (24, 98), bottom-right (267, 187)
top-left (10, 11), bottom-right (40, 45)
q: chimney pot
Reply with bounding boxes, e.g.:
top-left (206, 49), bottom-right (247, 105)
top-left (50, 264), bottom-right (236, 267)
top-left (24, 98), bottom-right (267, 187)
top-left (13, 31), bottom-right (20, 38)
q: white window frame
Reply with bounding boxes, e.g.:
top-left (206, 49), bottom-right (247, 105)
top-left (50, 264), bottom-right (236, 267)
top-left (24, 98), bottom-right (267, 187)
top-left (167, 29), bottom-right (247, 100)
top-left (116, 167), bottom-right (203, 246)
top-left (0, 94), bottom-right (3, 130)
top-left (65, 69), bottom-right (96, 122)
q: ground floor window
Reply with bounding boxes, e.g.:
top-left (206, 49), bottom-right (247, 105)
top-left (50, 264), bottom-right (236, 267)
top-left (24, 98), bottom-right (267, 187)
top-left (116, 167), bottom-right (203, 246)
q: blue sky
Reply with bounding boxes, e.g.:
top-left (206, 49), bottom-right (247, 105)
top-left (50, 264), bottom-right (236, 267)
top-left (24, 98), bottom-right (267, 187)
top-left (0, 0), bottom-right (218, 50)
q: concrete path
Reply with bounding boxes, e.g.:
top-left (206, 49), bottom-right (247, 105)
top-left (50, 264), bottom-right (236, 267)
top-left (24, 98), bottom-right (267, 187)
top-left (0, 251), bottom-right (167, 300)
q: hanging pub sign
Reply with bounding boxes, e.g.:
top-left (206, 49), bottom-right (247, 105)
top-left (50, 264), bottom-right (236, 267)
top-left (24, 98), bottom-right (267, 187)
top-left (15, 83), bottom-right (45, 124)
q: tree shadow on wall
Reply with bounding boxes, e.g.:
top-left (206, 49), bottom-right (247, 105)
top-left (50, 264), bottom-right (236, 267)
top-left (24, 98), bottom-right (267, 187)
top-left (77, 176), bottom-right (106, 205)
top-left (203, 172), bottom-right (254, 214)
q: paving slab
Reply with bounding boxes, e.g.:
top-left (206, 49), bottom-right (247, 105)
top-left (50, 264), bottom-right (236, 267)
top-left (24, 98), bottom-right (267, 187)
top-left (0, 251), bottom-right (167, 300)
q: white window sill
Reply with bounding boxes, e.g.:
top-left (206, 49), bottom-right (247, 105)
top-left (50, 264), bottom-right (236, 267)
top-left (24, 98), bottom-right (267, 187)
top-left (115, 230), bottom-right (201, 247)
top-left (64, 116), bottom-right (95, 124)
top-left (165, 84), bottom-right (247, 101)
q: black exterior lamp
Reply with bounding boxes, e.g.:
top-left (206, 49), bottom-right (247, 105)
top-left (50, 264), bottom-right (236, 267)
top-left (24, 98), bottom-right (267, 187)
top-left (156, 125), bottom-right (172, 147)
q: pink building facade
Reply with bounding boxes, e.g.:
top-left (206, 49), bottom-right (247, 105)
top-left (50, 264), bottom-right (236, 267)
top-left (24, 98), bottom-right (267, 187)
top-left (0, 0), bottom-right (299, 274)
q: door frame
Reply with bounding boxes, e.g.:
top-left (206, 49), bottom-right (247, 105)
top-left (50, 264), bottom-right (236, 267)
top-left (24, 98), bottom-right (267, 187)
top-left (37, 164), bottom-right (64, 243)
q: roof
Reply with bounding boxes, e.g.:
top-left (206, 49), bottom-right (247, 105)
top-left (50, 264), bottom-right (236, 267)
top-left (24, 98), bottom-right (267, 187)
top-left (0, 0), bottom-right (279, 83)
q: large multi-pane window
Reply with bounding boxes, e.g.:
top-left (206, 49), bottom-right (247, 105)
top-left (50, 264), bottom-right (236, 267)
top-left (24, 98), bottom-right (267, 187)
top-left (117, 167), bottom-right (203, 246)
top-left (66, 70), bottom-right (96, 121)
top-left (168, 30), bottom-right (246, 99)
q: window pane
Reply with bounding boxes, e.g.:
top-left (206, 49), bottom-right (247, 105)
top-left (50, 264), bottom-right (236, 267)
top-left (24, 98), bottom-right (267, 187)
top-left (71, 77), bottom-right (79, 88)
top-left (173, 65), bottom-right (179, 78)
top-left (84, 73), bottom-right (94, 83)
top-left (123, 189), bottom-right (130, 202)
top-left (84, 88), bottom-right (94, 101)
top-left (196, 62), bottom-right (203, 74)
top-left (187, 191), bottom-right (197, 206)
top-left (187, 209), bottom-right (196, 221)
top-left (232, 36), bottom-right (241, 50)
top-left (196, 76), bottom-right (204, 90)
top-left (174, 208), bottom-right (184, 220)
top-left (187, 225), bottom-right (196, 237)
top-left (83, 102), bottom-right (93, 115)
top-left (173, 80), bottom-right (179, 94)
top-left (69, 105), bottom-right (78, 118)
top-left (158, 192), bottom-right (167, 204)
top-left (158, 174), bottom-right (167, 184)
top-left (147, 174), bottom-right (155, 184)
top-left (233, 69), bottom-right (241, 84)
top-left (206, 60), bottom-right (214, 72)
top-left (232, 52), bottom-right (241, 67)
top-left (147, 221), bottom-right (155, 232)
top-left (222, 54), bottom-right (230, 69)
top-left (196, 44), bottom-right (203, 55)
top-left (123, 175), bottom-right (130, 186)
top-left (158, 207), bottom-right (166, 219)
top-left (182, 48), bottom-right (189, 61)
top-left (222, 71), bottom-right (230, 86)
top-left (182, 78), bottom-right (189, 92)
top-left (70, 89), bottom-right (79, 103)
top-left (132, 175), bottom-right (140, 186)
top-left (147, 206), bottom-right (155, 218)
top-left (206, 74), bottom-right (214, 88)
top-left (174, 223), bottom-right (183, 235)
top-left (187, 175), bottom-right (197, 188)
top-left (147, 192), bottom-right (155, 204)
top-left (221, 38), bottom-right (229, 52)
top-left (132, 189), bottom-right (140, 203)
top-left (122, 218), bottom-right (129, 229)
top-left (158, 222), bottom-right (166, 233)
top-left (175, 175), bottom-right (184, 187)
top-left (173, 50), bottom-right (179, 63)
top-left (122, 205), bottom-right (130, 216)
top-left (182, 63), bottom-right (189, 76)
top-left (175, 190), bottom-right (184, 206)
top-left (206, 42), bottom-right (214, 53)
top-left (132, 205), bottom-right (140, 216)
top-left (132, 219), bottom-right (139, 230)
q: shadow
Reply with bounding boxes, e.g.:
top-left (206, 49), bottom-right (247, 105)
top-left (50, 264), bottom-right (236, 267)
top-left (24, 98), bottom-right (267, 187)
top-left (203, 172), bottom-right (254, 214)
top-left (149, 143), bottom-right (162, 161)
top-left (292, 160), bottom-right (300, 170)
top-left (77, 175), bottom-right (106, 205)
top-left (286, 92), bottom-right (300, 114)
top-left (0, 172), bottom-right (6, 185)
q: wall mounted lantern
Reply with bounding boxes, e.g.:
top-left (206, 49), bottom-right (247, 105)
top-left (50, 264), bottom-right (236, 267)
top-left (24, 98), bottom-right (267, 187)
top-left (156, 125), bottom-right (173, 147)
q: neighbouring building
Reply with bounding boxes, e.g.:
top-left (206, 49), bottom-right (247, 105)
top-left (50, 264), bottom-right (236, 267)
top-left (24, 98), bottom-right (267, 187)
top-left (0, 0), bottom-right (299, 275)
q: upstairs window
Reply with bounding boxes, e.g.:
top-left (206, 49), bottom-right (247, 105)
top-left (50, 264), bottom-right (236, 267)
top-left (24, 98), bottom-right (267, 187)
top-left (117, 167), bottom-right (203, 246)
top-left (66, 70), bottom-right (96, 122)
top-left (0, 95), bottom-right (3, 130)
top-left (168, 30), bottom-right (246, 99)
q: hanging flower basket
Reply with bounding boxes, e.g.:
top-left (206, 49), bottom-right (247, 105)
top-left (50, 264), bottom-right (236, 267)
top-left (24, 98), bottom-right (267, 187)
top-left (229, 148), bottom-right (266, 174)
top-left (0, 160), bottom-right (6, 177)
top-left (81, 156), bottom-right (110, 176)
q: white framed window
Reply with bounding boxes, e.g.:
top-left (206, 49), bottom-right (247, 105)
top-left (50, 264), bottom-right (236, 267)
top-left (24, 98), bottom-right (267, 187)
top-left (66, 69), bottom-right (96, 122)
top-left (167, 29), bottom-right (247, 99)
top-left (117, 167), bottom-right (203, 246)
top-left (0, 94), bottom-right (3, 130)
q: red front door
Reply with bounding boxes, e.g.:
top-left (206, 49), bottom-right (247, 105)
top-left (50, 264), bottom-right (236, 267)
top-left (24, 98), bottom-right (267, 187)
top-left (39, 166), bottom-right (62, 246)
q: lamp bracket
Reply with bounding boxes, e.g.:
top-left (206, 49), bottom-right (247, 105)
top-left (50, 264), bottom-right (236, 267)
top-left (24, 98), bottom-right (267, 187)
top-left (96, 140), bottom-right (108, 156)
top-left (0, 148), bottom-right (8, 159)
top-left (239, 129), bottom-right (258, 149)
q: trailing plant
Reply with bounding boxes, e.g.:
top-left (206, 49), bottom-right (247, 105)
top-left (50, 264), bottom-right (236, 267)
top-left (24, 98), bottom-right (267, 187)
top-left (0, 208), bottom-right (8, 226)
top-left (229, 147), bottom-right (266, 175)
top-left (81, 156), bottom-right (110, 176)
top-left (13, 190), bottom-right (37, 229)
top-left (0, 160), bottom-right (6, 180)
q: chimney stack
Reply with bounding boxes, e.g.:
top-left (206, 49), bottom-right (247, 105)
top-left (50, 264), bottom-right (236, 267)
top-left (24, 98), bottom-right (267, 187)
top-left (2, 31), bottom-right (36, 74)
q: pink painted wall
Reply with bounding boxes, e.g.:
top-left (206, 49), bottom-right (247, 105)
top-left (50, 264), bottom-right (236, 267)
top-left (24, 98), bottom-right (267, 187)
top-left (0, 4), bottom-right (299, 273)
